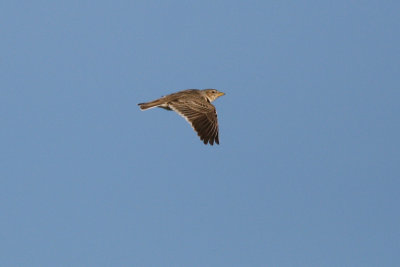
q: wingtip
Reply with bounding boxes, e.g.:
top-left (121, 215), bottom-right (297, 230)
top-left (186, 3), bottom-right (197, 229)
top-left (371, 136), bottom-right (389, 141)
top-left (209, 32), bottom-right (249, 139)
top-left (137, 103), bottom-right (148, 110)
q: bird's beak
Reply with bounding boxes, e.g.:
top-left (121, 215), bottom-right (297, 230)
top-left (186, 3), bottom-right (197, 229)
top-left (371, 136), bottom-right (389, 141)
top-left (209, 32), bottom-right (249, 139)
top-left (217, 92), bottom-right (225, 97)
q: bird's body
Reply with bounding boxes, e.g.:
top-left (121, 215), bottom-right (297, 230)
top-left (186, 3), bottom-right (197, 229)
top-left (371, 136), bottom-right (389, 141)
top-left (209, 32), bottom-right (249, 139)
top-left (138, 89), bottom-right (225, 145)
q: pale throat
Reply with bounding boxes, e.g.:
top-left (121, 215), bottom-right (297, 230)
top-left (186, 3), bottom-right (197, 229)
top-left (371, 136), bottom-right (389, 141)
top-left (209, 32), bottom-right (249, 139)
top-left (205, 94), bottom-right (214, 103)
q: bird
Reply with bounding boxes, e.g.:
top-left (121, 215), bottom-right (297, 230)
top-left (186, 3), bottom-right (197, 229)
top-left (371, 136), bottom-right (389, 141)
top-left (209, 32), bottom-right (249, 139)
top-left (138, 89), bottom-right (225, 145)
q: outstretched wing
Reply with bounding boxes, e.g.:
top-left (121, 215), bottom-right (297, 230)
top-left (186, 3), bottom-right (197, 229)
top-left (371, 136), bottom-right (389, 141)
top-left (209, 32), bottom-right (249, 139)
top-left (169, 99), bottom-right (219, 145)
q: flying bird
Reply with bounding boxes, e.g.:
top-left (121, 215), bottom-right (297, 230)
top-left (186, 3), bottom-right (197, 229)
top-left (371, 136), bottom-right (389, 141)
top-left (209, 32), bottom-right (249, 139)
top-left (138, 89), bottom-right (225, 145)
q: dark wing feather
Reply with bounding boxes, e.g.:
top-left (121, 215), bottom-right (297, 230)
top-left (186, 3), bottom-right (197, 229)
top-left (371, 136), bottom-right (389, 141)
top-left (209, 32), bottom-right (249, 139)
top-left (169, 98), bottom-right (219, 145)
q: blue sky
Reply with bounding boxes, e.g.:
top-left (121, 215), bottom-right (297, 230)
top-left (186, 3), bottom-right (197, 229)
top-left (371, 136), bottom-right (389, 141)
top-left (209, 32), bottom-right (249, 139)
top-left (1, 1), bottom-right (399, 266)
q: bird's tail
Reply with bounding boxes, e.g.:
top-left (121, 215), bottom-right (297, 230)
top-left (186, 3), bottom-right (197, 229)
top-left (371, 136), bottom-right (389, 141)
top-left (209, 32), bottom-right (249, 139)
top-left (137, 99), bottom-right (163, 110)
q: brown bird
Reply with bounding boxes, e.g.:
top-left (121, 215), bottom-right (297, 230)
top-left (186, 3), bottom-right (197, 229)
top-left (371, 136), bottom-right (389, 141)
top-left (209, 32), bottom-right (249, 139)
top-left (138, 89), bottom-right (225, 145)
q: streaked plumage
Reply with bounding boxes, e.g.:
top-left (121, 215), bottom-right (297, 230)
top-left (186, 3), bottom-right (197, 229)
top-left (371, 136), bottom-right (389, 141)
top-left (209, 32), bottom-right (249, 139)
top-left (138, 89), bottom-right (225, 145)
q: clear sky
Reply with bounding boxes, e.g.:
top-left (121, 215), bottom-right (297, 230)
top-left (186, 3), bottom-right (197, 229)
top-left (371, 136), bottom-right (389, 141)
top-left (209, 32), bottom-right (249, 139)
top-left (1, 1), bottom-right (399, 266)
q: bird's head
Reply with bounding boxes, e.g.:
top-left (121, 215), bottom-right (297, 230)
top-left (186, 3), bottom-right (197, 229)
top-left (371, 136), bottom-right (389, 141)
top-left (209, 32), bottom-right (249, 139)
top-left (203, 89), bottom-right (225, 102)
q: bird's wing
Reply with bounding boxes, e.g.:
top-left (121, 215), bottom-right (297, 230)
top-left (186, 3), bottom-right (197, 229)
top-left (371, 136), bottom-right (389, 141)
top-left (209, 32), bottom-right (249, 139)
top-left (169, 98), bottom-right (219, 145)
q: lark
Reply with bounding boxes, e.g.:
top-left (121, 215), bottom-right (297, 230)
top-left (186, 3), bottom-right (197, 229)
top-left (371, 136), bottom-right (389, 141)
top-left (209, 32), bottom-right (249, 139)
top-left (138, 89), bottom-right (225, 145)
